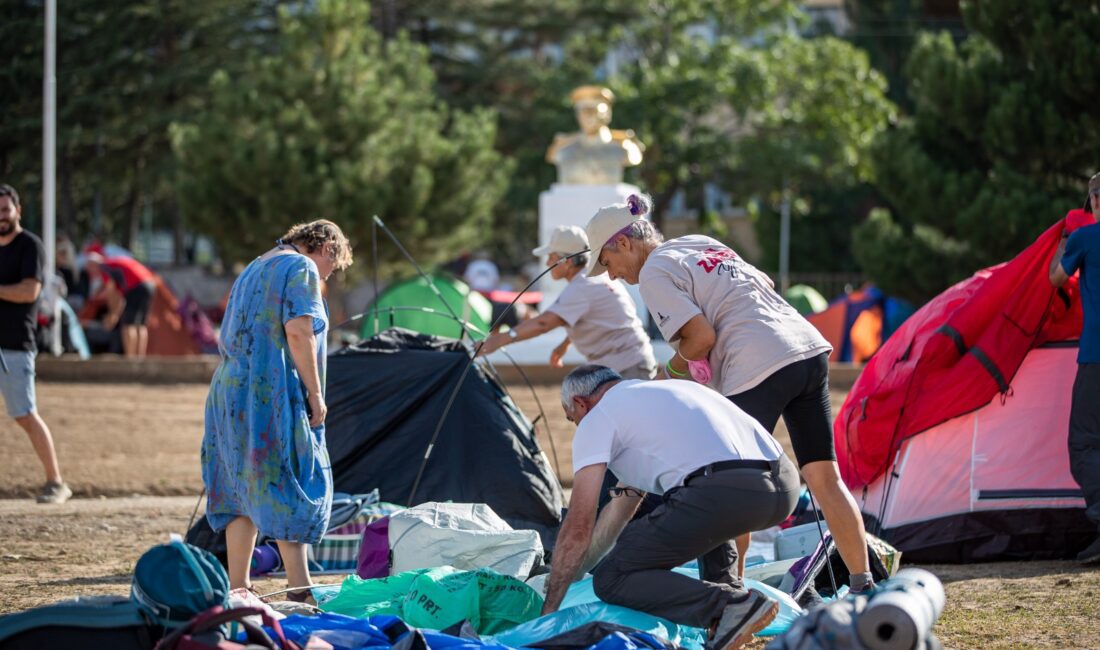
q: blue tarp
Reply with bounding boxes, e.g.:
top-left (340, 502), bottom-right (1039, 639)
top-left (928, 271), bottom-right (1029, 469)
top-left (303, 564), bottom-right (803, 650)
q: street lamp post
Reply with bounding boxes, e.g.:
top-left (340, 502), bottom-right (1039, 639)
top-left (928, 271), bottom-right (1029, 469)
top-left (779, 179), bottom-right (791, 295)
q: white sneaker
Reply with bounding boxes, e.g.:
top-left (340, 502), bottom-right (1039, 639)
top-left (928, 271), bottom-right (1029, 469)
top-left (706, 590), bottom-right (779, 650)
top-left (36, 482), bottom-right (72, 504)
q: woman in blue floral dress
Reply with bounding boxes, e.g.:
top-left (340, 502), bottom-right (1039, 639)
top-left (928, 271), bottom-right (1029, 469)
top-left (202, 219), bottom-right (352, 598)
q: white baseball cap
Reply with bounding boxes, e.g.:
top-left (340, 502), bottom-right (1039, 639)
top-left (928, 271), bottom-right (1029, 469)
top-left (532, 225), bottom-right (589, 257)
top-left (584, 210), bottom-right (646, 277)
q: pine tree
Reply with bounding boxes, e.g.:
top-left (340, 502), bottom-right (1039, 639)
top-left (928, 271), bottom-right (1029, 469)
top-left (170, 0), bottom-right (510, 270)
top-left (854, 0), bottom-right (1100, 303)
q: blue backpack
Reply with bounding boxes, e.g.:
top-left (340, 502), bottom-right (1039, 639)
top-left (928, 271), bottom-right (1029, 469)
top-left (130, 538), bottom-right (230, 629)
top-left (0, 595), bottom-right (161, 650)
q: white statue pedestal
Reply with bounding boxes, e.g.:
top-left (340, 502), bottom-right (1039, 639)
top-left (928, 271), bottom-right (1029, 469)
top-left (482, 183), bottom-right (663, 368)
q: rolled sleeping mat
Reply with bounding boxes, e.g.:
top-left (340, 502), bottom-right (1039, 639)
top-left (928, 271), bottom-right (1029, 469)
top-left (855, 568), bottom-right (946, 650)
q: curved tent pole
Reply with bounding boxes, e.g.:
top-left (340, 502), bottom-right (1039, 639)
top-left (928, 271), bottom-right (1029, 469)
top-left (371, 215), bottom-right (380, 336)
top-left (367, 227), bottom-right (590, 505)
top-left (344, 216), bottom-right (582, 505)
top-left (497, 347), bottom-right (563, 480)
top-left (371, 216), bottom-right (480, 346)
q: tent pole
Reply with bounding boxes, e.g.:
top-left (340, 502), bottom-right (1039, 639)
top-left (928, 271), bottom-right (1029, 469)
top-left (371, 215), bottom-right (380, 336)
top-left (372, 216), bottom-right (479, 346)
top-left (500, 349), bottom-right (563, 480)
top-left (401, 245), bottom-right (591, 506)
top-left (806, 488), bottom-right (839, 597)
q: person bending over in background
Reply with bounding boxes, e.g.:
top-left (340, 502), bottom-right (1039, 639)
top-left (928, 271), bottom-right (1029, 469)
top-left (583, 194), bottom-right (874, 594)
top-left (83, 251), bottom-right (156, 358)
top-left (203, 219), bottom-right (352, 600)
top-left (542, 365), bottom-right (799, 650)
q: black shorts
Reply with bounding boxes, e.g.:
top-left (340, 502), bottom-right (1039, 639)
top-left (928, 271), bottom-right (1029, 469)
top-left (727, 352), bottom-right (836, 466)
top-left (121, 280), bottom-right (155, 326)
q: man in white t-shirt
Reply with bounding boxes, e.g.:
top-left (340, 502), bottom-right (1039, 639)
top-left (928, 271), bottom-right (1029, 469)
top-left (478, 225), bottom-right (656, 379)
top-left (541, 365), bottom-right (799, 650)
top-left (582, 194), bottom-right (875, 596)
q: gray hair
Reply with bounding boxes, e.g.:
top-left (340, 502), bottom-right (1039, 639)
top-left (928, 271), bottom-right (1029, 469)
top-left (602, 220), bottom-right (664, 250)
top-left (561, 364), bottom-right (622, 412)
top-left (561, 251), bottom-right (591, 268)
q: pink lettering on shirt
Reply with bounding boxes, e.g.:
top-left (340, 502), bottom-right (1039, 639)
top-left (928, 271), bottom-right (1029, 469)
top-left (696, 247), bottom-right (738, 273)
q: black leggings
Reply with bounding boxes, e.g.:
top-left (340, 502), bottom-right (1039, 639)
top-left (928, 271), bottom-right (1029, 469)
top-left (727, 352), bottom-right (836, 466)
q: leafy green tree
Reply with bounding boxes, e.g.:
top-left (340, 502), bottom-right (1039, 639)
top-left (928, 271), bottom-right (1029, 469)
top-left (0, 0), bottom-right (276, 254)
top-left (844, 0), bottom-right (965, 110)
top-left (372, 1), bottom-right (639, 265)
top-left (854, 0), bottom-right (1100, 304)
top-left (383, 1), bottom-right (895, 274)
top-left (713, 34), bottom-right (896, 272)
top-left (170, 0), bottom-right (510, 271)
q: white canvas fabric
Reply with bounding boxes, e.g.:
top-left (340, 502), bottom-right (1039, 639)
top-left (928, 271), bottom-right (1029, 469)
top-left (387, 502), bottom-right (543, 579)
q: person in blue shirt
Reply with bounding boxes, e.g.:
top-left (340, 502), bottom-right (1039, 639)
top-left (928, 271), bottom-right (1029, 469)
top-left (1050, 172), bottom-right (1100, 564)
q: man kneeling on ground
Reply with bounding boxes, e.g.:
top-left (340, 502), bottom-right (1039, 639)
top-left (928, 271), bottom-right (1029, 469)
top-left (542, 364), bottom-right (800, 650)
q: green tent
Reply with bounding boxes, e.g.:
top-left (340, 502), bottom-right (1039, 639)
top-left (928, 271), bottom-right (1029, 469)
top-left (361, 274), bottom-right (493, 339)
top-left (784, 284), bottom-right (828, 316)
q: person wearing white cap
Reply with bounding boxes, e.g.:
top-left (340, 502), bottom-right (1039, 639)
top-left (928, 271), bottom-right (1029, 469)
top-left (478, 225), bottom-right (656, 380)
top-left (583, 194), bottom-right (876, 595)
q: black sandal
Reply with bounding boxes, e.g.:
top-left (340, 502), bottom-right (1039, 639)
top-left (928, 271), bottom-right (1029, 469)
top-left (285, 587), bottom-right (315, 604)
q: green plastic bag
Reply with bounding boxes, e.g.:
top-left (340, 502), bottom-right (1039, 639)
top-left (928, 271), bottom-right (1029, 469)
top-left (321, 566), bottom-right (544, 634)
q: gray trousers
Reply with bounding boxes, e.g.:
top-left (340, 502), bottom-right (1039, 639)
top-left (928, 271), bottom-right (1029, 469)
top-left (617, 359), bottom-right (657, 380)
top-left (592, 455), bottom-right (800, 628)
top-left (1070, 363), bottom-right (1100, 529)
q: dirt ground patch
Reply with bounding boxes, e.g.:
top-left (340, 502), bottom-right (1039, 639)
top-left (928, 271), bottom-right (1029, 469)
top-left (1, 380), bottom-right (1098, 648)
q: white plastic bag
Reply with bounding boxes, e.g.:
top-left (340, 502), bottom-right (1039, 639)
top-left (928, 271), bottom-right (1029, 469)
top-left (388, 502), bottom-right (543, 579)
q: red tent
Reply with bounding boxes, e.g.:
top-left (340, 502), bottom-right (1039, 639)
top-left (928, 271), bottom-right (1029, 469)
top-left (835, 212), bottom-right (1089, 490)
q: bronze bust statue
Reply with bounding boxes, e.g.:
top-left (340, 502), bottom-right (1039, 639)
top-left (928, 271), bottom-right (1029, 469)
top-left (546, 86), bottom-right (645, 185)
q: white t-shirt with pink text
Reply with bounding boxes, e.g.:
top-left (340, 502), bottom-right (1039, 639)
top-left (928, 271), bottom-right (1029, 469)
top-left (639, 235), bottom-right (831, 396)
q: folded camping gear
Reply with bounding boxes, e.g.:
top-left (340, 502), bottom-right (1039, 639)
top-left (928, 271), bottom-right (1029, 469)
top-left (0, 595), bottom-right (162, 650)
top-left (185, 517), bottom-right (228, 567)
top-left (357, 516), bottom-right (391, 579)
top-left (766, 569), bottom-right (945, 650)
top-left (855, 569), bottom-right (945, 650)
top-left (489, 602), bottom-right (699, 650)
top-left (276, 614), bottom-right (492, 650)
top-left (778, 534), bottom-right (897, 601)
top-left (326, 490), bottom-right (382, 530)
top-left (154, 605), bottom-right (300, 650)
top-left (131, 538), bottom-right (230, 629)
top-left (495, 565), bottom-right (803, 649)
top-left (524, 621), bottom-right (680, 650)
top-left (250, 545), bottom-right (282, 577)
top-left (387, 502), bottom-right (544, 579)
top-left (309, 496), bottom-right (403, 573)
top-left (764, 596), bottom-right (869, 650)
top-left (774, 523), bottom-right (830, 561)
top-left (321, 566), bottom-right (543, 635)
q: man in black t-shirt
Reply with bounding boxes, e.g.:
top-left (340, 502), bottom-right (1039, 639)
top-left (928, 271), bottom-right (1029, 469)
top-left (0, 184), bottom-right (70, 504)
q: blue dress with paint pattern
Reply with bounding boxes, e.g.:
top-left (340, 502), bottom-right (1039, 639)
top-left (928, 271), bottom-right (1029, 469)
top-left (202, 252), bottom-right (332, 543)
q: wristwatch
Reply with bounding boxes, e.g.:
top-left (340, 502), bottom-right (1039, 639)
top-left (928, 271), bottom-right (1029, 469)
top-left (507, 329), bottom-right (519, 341)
